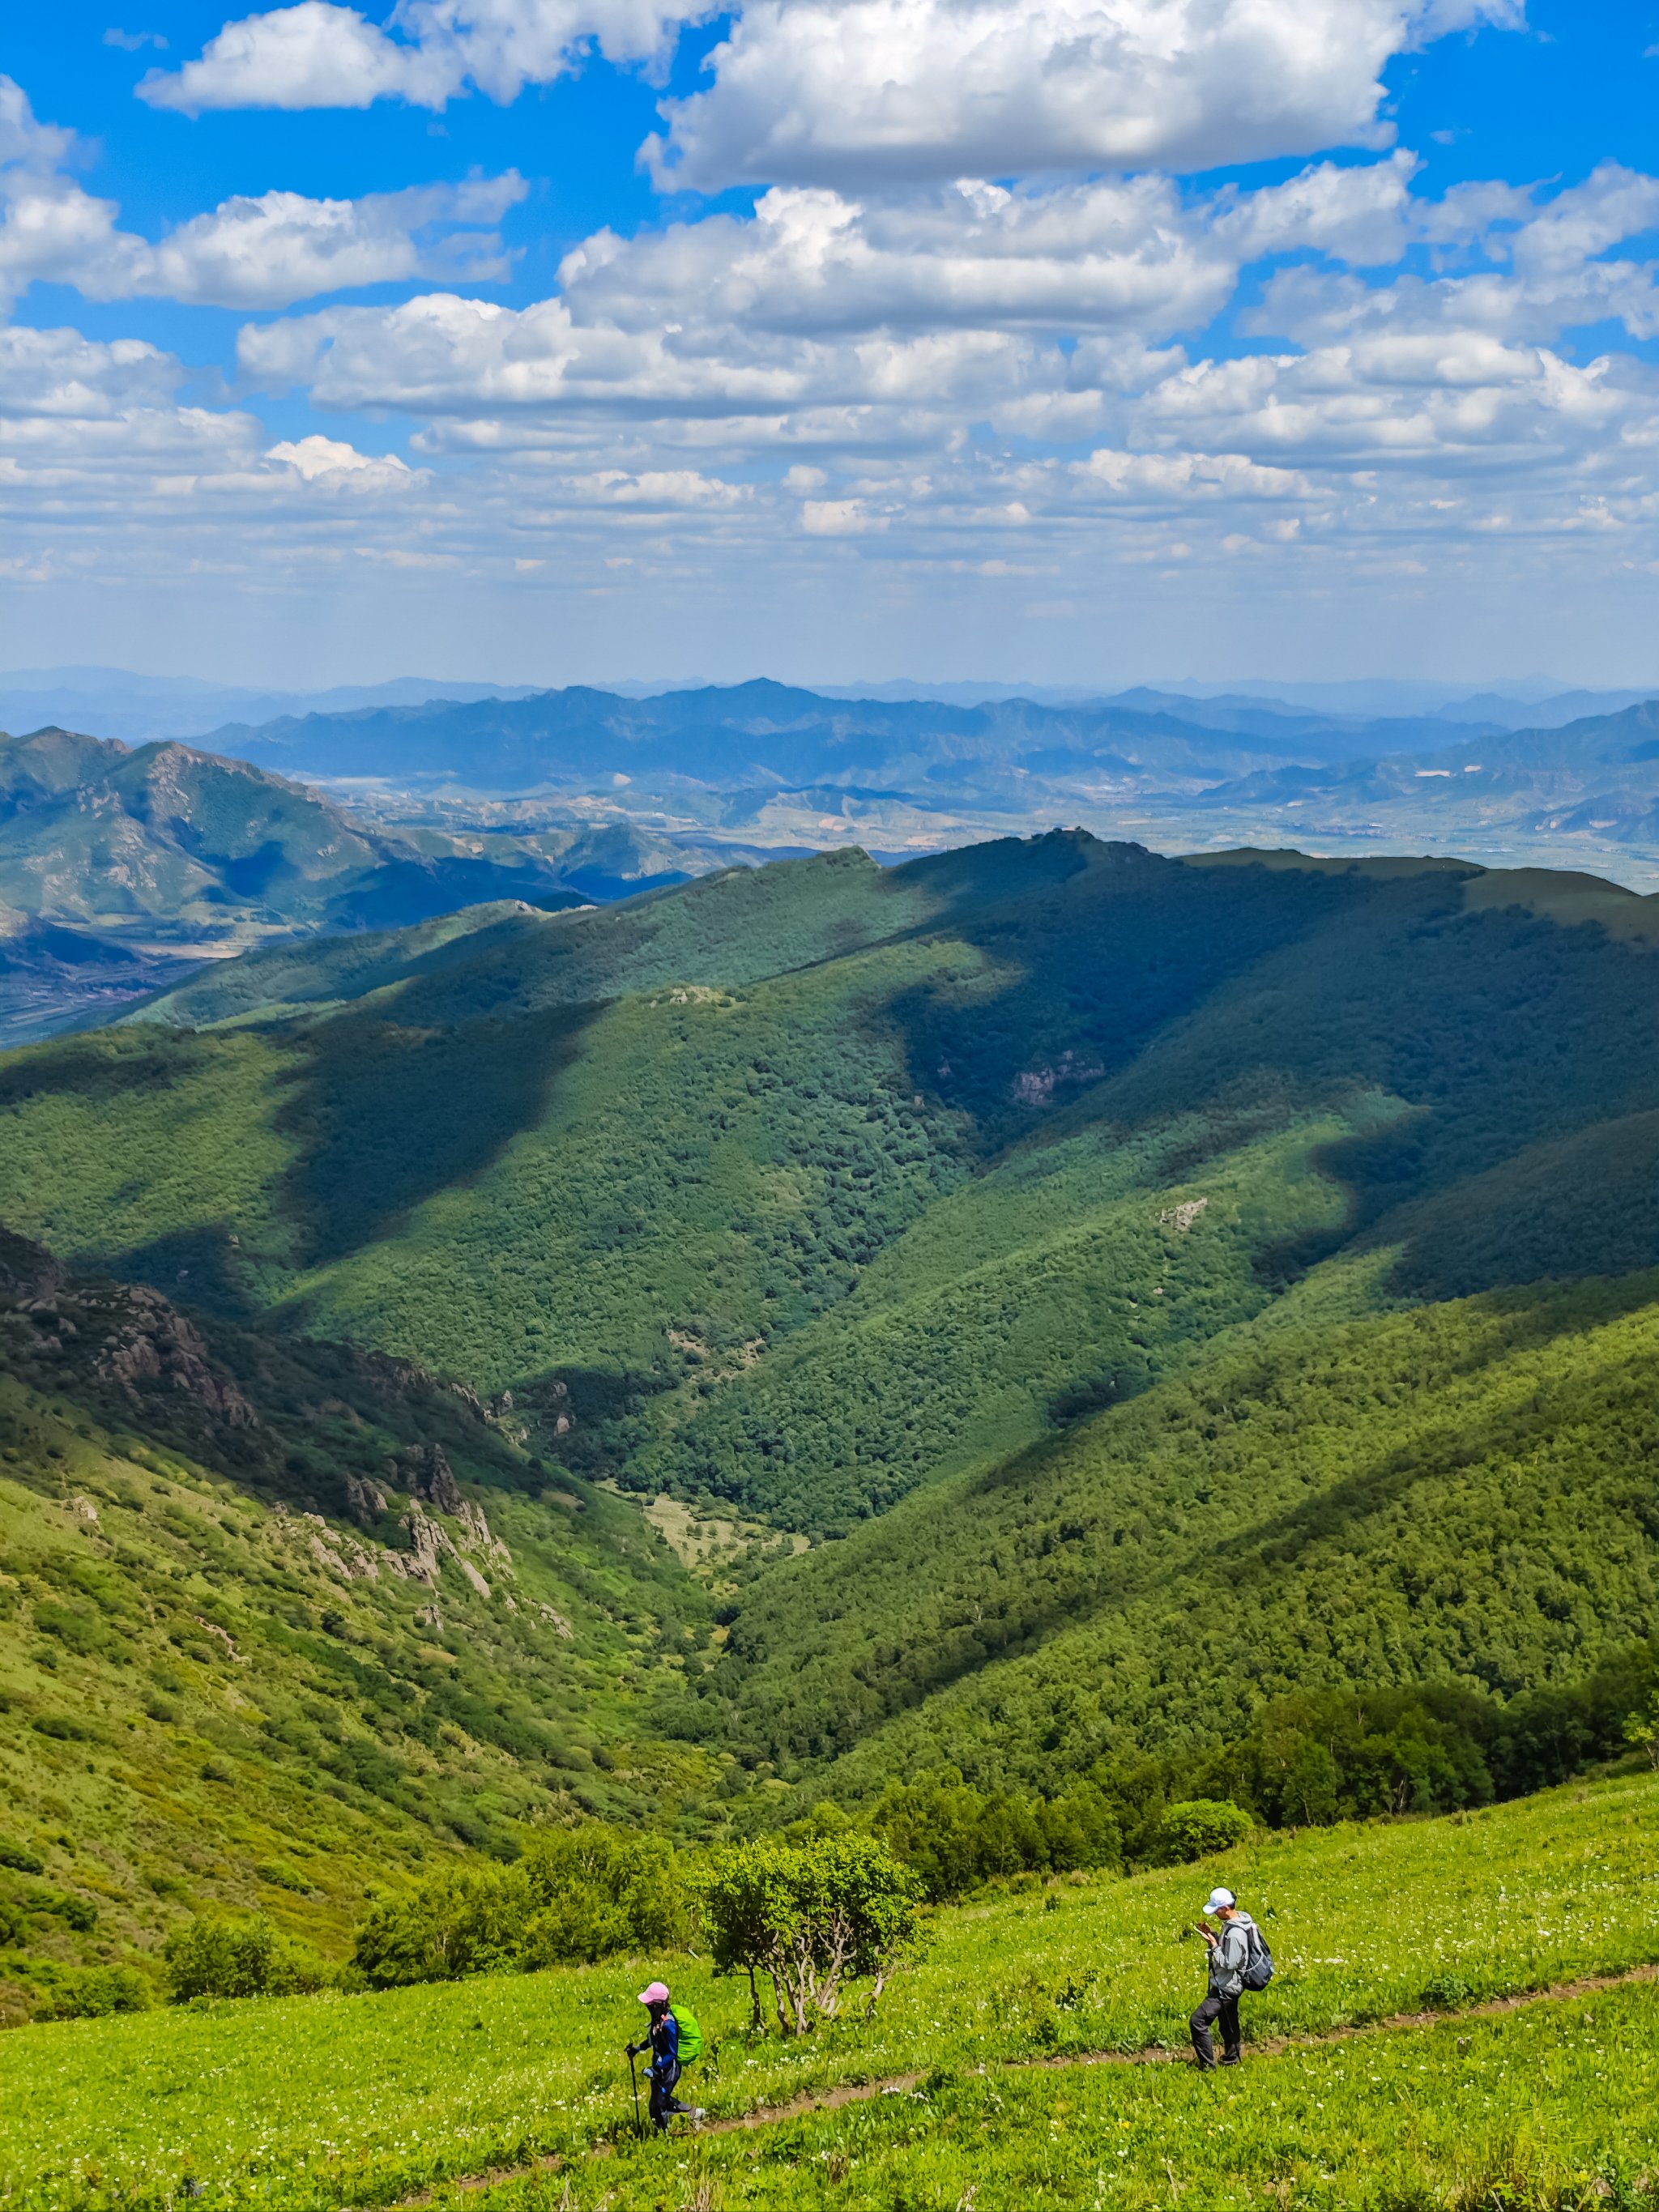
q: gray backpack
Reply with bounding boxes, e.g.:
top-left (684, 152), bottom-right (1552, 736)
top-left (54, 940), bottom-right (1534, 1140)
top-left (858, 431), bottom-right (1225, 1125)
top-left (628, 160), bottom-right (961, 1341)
top-left (1240, 1920), bottom-right (1274, 1992)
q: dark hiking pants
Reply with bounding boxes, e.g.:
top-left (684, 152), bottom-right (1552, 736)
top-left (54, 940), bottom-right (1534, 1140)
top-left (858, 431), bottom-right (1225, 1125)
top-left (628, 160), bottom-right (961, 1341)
top-left (650, 2060), bottom-right (693, 2129)
top-left (1190, 1993), bottom-right (1241, 2068)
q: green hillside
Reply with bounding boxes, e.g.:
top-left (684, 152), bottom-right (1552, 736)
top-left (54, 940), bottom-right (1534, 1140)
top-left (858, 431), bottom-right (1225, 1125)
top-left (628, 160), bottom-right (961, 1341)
top-left (130, 842), bottom-right (947, 1031)
top-left (1, 1771), bottom-right (1653, 2211)
top-left (0, 730), bottom-right (633, 1043)
top-left (704, 1264), bottom-right (1659, 1789)
top-left (0, 1231), bottom-right (707, 2022)
top-left (4, 830), bottom-right (1659, 1910)
top-left (629, 1106), bottom-right (1375, 1530)
top-left (0, 731), bottom-right (407, 937)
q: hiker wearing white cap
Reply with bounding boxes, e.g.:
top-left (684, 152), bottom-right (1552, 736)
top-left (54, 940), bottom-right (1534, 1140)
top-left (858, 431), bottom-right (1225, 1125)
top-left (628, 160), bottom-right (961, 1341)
top-left (625, 1981), bottom-right (705, 2132)
top-left (1190, 1887), bottom-right (1271, 2070)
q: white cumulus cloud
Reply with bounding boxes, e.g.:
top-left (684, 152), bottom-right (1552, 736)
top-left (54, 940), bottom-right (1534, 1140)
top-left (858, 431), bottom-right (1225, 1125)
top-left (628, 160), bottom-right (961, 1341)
top-left (1251, 164), bottom-right (1659, 349)
top-left (562, 177), bottom-right (1235, 339)
top-left (139, 0), bottom-right (710, 113)
top-left (267, 432), bottom-right (420, 485)
top-left (801, 495), bottom-right (886, 531)
top-left (136, 0), bottom-right (1524, 198)
top-left (0, 79), bottom-right (525, 309)
top-left (237, 286), bottom-right (1043, 417)
top-left (1071, 445), bottom-right (1311, 501)
top-left (558, 160), bottom-right (1420, 346)
top-left (649, 0), bottom-right (1524, 190)
top-left (1130, 339), bottom-right (1637, 471)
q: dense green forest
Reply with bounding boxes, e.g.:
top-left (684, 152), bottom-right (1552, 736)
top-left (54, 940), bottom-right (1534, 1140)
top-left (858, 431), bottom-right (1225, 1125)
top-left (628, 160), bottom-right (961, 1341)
top-left (3, 829), bottom-right (1659, 2014)
top-left (696, 1264), bottom-right (1659, 1785)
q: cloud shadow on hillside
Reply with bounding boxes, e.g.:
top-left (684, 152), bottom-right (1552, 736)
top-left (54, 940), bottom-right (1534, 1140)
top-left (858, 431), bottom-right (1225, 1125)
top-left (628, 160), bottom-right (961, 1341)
top-left (271, 999), bottom-right (598, 1267)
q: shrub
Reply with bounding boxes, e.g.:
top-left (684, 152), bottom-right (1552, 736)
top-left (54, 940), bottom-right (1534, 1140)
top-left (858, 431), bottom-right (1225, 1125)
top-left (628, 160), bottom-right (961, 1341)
top-left (518, 1826), bottom-right (690, 1967)
top-left (1155, 1800), bottom-right (1252, 1864)
top-left (164, 1916), bottom-right (331, 2002)
top-left (0, 1842), bottom-right (44, 1876)
top-left (869, 1769), bottom-right (1121, 1900)
top-left (40, 1965), bottom-right (156, 2019)
top-left (352, 1823), bottom-right (690, 1988)
top-left (32, 1604), bottom-right (117, 1659)
top-left (254, 1862), bottom-right (313, 1894)
top-left (352, 1866), bottom-right (528, 1988)
top-left (1421, 1972), bottom-right (1477, 2011)
top-left (1623, 1694), bottom-right (1659, 1770)
top-left (29, 1890), bottom-right (97, 1933)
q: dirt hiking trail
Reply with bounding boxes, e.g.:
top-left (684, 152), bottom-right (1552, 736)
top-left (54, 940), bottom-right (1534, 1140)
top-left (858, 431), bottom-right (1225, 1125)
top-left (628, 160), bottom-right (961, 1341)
top-left (396, 1959), bottom-right (1659, 2202)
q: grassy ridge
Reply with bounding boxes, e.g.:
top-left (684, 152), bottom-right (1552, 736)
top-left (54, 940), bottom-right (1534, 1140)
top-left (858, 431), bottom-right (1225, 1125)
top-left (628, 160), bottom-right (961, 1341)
top-left (0, 1774), bottom-right (1652, 2212)
top-left (134, 846), bottom-right (945, 1034)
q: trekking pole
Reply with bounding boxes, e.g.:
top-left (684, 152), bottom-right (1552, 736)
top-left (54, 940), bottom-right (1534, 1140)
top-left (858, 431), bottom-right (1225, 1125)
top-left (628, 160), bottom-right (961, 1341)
top-left (628, 2048), bottom-right (644, 2140)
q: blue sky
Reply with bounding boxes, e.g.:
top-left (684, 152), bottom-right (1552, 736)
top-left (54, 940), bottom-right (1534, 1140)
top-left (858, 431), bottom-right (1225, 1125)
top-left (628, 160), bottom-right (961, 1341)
top-left (2, 1), bottom-right (1657, 686)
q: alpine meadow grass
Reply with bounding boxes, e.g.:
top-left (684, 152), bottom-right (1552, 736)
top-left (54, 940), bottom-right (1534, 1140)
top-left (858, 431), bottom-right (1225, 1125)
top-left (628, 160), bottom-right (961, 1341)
top-left (1, 1774), bottom-right (1653, 2212)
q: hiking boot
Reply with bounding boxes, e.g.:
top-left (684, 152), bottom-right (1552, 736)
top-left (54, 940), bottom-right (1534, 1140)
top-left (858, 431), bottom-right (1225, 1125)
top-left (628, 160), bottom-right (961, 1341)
top-left (1219, 2054), bottom-right (1243, 2068)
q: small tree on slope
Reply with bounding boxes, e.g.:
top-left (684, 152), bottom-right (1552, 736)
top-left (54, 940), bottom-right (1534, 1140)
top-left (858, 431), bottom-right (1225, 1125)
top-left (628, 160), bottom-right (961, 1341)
top-left (1623, 1694), bottom-right (1659, 1771)
top-left (695, 1833), bottom-right (922, 2035)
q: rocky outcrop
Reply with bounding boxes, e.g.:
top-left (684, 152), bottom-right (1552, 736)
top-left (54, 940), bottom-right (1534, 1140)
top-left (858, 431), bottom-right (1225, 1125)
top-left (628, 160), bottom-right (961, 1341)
top-left (455, 1495), bottom-right (510, 1566)
top-left (344, 1473), bottom-right (389, 1528)
top-left (1012, 1050), bottom-right (1106, 1107)
top-left (1157, 1197), bottom-right (1209, 1233)
top-left (391, 1443), bottom-right (463, 1514)
top-left (88, 1285), bottom-right (258, 1427)
top-left (389, 1500), bottom-right (449, 1585)
top-left (303, 1513), bottom-right (381, 1582)
top-left (367, 1350), bottom-right (488, 1424)
top-left (386, 1488), bottom-right (511, 1597)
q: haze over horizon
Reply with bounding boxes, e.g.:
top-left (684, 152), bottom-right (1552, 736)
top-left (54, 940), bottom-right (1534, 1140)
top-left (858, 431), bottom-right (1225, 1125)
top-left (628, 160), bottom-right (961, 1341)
top-left (3, 663), bottom-right (1658, 713)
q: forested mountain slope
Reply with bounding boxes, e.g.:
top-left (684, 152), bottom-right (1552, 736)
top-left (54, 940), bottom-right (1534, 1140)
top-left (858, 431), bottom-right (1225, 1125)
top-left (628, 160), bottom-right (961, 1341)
top-left (3, 832), bottom-right (1659, 1818)
top-left (0, 837), bottom-right (1403, 1392)
top-left (0, 1228), bottom-right (706, 2013)
top-left (703, 1261), bottom-right (1659, 1790)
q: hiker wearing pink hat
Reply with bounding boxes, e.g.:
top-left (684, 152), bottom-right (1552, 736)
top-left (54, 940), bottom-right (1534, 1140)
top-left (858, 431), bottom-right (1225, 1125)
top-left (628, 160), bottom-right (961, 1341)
top-left (625, 1980), bottom-right (705, 2133)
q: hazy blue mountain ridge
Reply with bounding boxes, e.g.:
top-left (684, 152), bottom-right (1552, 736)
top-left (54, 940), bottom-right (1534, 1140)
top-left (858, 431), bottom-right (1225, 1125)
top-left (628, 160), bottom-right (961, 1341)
top-left (200, 679), bottom-right (1503, 796)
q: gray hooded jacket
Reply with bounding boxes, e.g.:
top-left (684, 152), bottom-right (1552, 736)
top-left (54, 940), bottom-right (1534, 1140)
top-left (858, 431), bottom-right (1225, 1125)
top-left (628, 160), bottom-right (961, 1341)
top-left (1208, 1912), bottom-right (1260, 1999)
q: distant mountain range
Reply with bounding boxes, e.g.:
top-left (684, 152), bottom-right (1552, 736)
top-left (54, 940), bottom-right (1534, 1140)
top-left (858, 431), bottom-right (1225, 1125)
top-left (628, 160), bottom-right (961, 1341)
top-left (0, 667), bottom-right (546, 751)
top-left (7, 663), bottom-right (1653, 751)
top-left (0, 727), bottom-right (753, 1042)
top-left (190, 678), bottom-right (1659, 879)
top-left (0, 725), bottom-right (594, 936)
top-left (198, 676), bottom-right (1529, 797)
top-left (1171, 699), bottom-right (1659, 845)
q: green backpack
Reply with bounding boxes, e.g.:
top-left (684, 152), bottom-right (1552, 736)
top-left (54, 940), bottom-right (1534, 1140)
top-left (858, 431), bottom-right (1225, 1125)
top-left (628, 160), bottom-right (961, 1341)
top-left (672, 2005), bottom-right (703, 2064)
